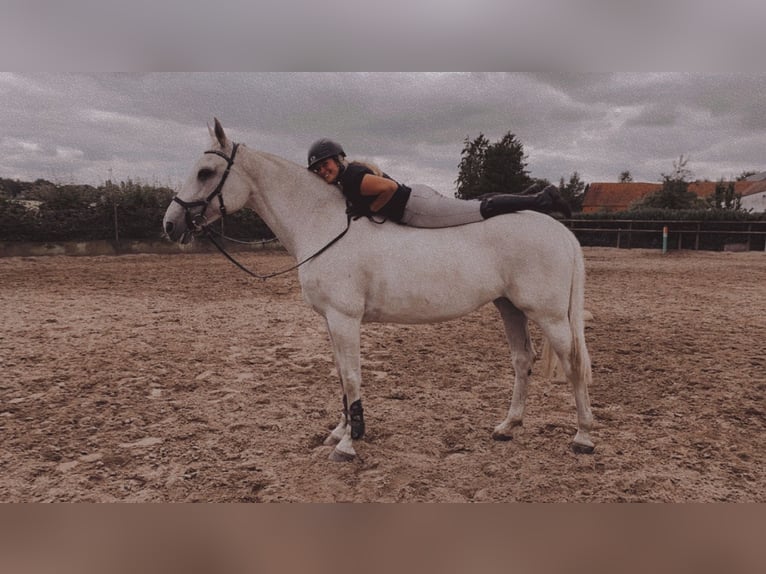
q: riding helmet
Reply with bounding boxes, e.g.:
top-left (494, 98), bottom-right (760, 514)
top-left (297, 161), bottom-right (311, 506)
top-left (308, 138), bottom-right (345, 170)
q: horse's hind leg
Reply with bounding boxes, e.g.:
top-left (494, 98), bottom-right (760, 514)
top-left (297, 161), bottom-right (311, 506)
top-left (536, 317), bottom-right (595, 453)
top-left (491, 298), bottom-right (535, 441)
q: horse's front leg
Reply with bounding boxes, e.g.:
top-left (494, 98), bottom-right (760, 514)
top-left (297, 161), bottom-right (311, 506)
top-left (323, 310), bottom-right (364, 462)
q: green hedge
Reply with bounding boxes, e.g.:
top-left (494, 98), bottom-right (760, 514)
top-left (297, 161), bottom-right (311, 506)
top-left (575, 208), bottom-right (766, 222)
top-left (0, 198), bottom-right (273, 243)
top-left (3, 186), bottom-right (763, 250)
top-left (569, 209), bottom-right (766, 250)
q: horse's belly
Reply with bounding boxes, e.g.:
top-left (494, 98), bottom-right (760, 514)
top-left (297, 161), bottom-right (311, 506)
top-left (364, 300), bottom-right (483, 324)
top-left (362, 275), bottom-right (500, 324)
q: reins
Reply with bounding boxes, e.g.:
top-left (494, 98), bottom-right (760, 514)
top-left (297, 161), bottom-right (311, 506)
top-left (172, 141), bottom-right (355, 281)
top-left (204, 213), bottom-right (353, 281)
top-left (206, 226), bottom-right (279, 247)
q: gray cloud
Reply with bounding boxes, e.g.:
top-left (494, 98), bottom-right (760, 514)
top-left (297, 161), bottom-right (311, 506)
top-left (2, 73), bottom-right (765, 193)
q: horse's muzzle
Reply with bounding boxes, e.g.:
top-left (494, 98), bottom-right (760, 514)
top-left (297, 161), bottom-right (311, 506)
top-left (163, 219), bottom-right (194, 245)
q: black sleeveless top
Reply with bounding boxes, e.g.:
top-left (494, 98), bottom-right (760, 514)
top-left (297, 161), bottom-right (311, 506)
top-left (337, 163), bottom-right (411, 222)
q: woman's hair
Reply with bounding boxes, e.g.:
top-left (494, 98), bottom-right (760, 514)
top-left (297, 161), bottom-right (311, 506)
top-left (343, 158), bottom-right (384, 177)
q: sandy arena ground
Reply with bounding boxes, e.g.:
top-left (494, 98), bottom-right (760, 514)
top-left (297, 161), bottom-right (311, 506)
top-left (0, 247), bottom-right (763, 502)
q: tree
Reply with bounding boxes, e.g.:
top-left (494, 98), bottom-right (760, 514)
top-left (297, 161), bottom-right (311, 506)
top-left (455, 132), bottom-right (531, 199)
top-left (708, 179), bottom-right (743, 211)
top-left (619, 171), bottom-right (633, 183)
top-left (455, 133), bottom-right (488, 200)
top-left (36, 185), bottom-right (96, 211)
top-left (0, 178), bottom-right (23, 198)
top-left (558, 171), bottom-right (587, 213)
top-left (737, 171), bottom-right (757, 181)
top-left (632, 155), bottom-right (705, 210)
top-left (669, 154), bottom-right (694, 182)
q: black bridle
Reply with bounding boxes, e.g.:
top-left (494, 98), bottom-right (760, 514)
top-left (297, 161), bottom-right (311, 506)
top-left (172, 143), bottom-right (240, 232)
top-left (171, 142), bottom-right (353, 281)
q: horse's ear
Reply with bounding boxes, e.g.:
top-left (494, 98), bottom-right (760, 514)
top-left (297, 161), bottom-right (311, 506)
top-left (209, 117), bottom-right (229, 149)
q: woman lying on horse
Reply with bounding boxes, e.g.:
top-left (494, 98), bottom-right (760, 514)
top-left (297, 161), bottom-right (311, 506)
top-left (165, 120), bottom-right (596, 460)
top-left (307, 138), bottom-right (571, 228)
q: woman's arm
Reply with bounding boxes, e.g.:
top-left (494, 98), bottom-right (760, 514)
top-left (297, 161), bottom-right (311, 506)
top-left (359, 174), bottom-right (399, 212)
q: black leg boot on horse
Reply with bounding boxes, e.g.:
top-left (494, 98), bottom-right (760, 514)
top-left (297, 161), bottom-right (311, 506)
top-left (480, 185), bottom-right (572, 220)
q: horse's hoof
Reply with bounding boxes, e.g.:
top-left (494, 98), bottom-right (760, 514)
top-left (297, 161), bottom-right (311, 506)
top-left (328, 448), bottom-right (355, 462)
top-left (492, 420), bottom-right (521, 441)
top-left (571, 442), bottom-right (595, 455)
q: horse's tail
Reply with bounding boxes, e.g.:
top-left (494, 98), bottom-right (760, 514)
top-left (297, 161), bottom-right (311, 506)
top-left (567, 237), bottom-right (592, 387)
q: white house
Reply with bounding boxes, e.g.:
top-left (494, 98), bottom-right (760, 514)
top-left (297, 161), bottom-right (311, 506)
top-left (741, 173), bottom-right (766, 213)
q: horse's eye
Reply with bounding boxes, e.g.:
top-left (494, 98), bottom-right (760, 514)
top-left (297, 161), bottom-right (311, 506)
top-left (198, 168), bottom-right (215, 181)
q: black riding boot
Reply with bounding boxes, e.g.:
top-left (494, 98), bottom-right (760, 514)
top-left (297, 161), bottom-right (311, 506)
top-left (479, 185), bottom-right (572, 219)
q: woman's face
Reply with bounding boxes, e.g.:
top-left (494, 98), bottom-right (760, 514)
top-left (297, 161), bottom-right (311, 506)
top-left (314, 157), bottom-right (340, 184)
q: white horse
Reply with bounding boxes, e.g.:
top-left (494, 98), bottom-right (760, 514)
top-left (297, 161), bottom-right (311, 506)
top-left (163, 119), bottom-right (595, 461)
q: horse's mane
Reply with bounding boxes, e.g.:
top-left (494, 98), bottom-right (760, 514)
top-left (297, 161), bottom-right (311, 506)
top-left (254, 148), bottom-right (349, 212)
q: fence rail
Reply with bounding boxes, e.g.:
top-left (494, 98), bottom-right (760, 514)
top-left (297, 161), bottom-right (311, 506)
top-left (0, 204), bottom-right (274, 244)
top-left (566, 219), bottom-right (766, 251)
top-left (2, 201), bottom-right (765, 253)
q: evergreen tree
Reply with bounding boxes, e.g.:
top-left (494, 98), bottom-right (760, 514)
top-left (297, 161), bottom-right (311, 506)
top-left (558, 171), bottom-right (587, 213)
top-left (455, 133), bottom-right (489, 199)
top-left (455, 132), bottom-right (531, 199)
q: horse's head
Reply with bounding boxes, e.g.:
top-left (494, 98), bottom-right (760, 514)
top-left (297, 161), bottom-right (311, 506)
top-left (164, 118), bottom-right (251, 244)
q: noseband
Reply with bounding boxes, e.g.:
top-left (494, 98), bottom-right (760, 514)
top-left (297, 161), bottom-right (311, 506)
top-left (172, 143), bottom-right (240, 232)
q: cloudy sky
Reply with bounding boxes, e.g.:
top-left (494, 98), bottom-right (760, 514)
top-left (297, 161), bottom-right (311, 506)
top-left (2, 72), bottom-right (766, 195)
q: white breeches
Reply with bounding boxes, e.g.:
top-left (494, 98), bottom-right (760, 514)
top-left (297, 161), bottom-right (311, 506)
top-left (400, 185), bottom-right (484, 228)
